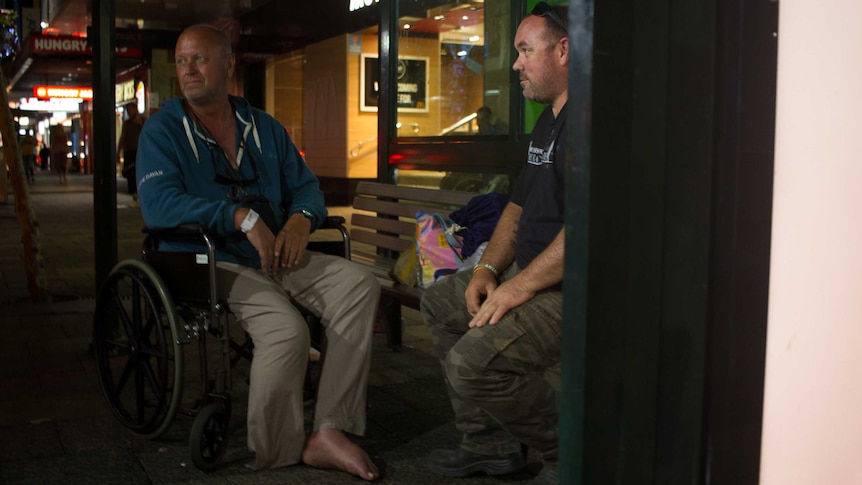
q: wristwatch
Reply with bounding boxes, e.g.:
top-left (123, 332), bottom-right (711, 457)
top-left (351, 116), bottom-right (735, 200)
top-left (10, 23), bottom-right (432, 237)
top-left (240, 209), bottom-right (259, 233)
top-left (297, 209), bottom-right (314, 224)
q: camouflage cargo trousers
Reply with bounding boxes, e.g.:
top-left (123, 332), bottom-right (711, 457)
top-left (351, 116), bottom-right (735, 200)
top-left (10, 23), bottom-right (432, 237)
top-left (420, 264), bottom-right (562, 462)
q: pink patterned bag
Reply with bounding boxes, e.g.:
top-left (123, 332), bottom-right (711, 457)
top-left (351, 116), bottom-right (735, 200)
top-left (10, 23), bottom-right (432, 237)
top-left (415, 211), bottom-right (463, 288)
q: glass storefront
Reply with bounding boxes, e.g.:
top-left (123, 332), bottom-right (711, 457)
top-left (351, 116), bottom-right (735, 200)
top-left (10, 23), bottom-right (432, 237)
top-left (395, 0), bottom-right (512, 138)
top-left (264, 0), bottom-right (558, 198)
top-left (388, 0), bottom-right (515, 193)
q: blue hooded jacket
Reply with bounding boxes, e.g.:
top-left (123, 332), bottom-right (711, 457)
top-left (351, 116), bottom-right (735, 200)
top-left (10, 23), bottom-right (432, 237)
top-left (136, 95), bottom-right (326, 269)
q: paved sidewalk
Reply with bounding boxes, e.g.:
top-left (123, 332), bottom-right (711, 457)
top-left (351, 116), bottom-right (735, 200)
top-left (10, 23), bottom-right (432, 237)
top-left (0, 171), bottom-right (540, 484)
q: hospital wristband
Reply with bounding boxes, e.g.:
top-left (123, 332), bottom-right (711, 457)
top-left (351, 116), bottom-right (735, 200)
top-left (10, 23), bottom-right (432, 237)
top-left (240, 209), bottom-right (259, 233)
top-left (472, 262), bottom-right (499, 278)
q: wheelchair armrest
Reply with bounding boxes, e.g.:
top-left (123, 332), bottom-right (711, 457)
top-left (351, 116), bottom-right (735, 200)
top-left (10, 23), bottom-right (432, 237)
top-left (143, 217), bottom-right (344, 245)
top-left (142, 224), bottom-right (226, 251)
top-left (144, 223), bottom-right (208, 238)
top-left (321, 215), bottom-right (346, 228)
top-left (308, 215), bottom-right (351, 260)
top-left (142, 216), bottom-right (348, 256)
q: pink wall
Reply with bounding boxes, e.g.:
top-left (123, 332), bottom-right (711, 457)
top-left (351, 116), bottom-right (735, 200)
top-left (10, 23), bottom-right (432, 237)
top-left (761, 1), bottom-right (862, 483)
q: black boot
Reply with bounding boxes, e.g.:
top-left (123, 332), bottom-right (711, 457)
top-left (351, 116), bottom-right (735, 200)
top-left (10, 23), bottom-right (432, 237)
top-left (426, 447), bottom-right (525, 477)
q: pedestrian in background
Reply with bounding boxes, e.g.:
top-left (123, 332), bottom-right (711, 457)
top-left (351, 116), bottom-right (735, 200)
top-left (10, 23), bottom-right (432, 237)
top-left (49, 125), bottom-right (69, 184)
top-left (39, 144), bottom-right (50, 171)
top-left (118, 101), bottom-right (145, 206)
top-left (19, 132), bottom-right (37, 184)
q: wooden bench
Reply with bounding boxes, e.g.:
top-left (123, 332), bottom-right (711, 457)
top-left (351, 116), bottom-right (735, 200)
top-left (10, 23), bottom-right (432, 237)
top-left (350, 181), bottom-right (477, 349)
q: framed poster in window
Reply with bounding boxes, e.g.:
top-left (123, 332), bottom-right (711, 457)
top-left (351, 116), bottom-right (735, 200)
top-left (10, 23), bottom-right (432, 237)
top-left (360, 54), bottom-right (429, 113)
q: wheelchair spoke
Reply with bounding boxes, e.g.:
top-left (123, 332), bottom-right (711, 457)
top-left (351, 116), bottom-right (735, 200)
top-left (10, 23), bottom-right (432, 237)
top-left (113, 352), bottom-right (137, 395)
top-left (201, 422), bottom-right (220, 456)
top-left (103, 336), bottom-right (132, 356)
top-left (133, 356), bottom-right (144, 422)
top-left (108, 286), bottom-right (136, 340)
top-left (139, 305), bottom-right (159, 345)
top-left (139, 355), bottom-right (165, 404)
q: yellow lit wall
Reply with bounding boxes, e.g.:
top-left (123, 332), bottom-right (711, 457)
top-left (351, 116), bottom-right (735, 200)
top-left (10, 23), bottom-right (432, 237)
top-left (269, 52), bottom-right (305, 150)
top-left (270, 32), bottom-right (483, 181)
top-left (303, 36), bottom-right (349, 178)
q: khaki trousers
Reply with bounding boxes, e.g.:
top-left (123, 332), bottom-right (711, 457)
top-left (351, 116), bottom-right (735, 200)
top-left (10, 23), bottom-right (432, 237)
top-left (216, 251), bottom-right (380, 470)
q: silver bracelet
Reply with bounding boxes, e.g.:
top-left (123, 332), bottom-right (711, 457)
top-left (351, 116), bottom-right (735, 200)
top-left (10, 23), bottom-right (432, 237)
top-left (473, 262), bottom-right (499, 278)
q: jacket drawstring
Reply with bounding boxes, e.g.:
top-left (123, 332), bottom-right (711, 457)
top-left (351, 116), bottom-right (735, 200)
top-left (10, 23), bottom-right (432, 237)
top-left (182, 116), bottom-right (200, 163)
top-left (235, 109), bottom-right (262, 165)
top-left (250, 114), bottom-right (262, 152)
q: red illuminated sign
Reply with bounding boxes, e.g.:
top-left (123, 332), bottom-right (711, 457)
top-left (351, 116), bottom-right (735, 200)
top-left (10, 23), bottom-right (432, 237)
top-left (33, 86), bottom-right (93, 100)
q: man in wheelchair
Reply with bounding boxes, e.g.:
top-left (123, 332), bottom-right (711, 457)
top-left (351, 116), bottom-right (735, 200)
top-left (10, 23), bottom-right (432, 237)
top-left (135, 24), bottom-right (380, 481)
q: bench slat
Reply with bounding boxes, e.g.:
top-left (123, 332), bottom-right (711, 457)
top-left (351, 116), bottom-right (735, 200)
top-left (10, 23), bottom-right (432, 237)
top-left (350, 229), bottom-right (412, 253)
top-left (351, 249), bottom-right (396, 270)
top-left (353, 196), bottom-right (460, 220)
top-left (356, 181), bottom-right (476, 207)
top-left (351, 213), bottom-right (415, 237)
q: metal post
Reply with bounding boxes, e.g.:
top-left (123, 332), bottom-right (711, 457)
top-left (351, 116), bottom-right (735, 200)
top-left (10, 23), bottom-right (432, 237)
top-left (377, 0), bottom-right (397, 183)
top-left (92, 0), bottom-right (118, 293)
top-left (561, 1), bottom-right (593, 484)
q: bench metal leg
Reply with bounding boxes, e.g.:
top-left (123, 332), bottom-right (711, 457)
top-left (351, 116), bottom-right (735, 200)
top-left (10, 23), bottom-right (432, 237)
top-left (381, 296), bottom-right (402, 350)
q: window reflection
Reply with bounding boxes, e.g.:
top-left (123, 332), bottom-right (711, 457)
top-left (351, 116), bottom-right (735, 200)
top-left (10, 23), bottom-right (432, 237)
top-left (396, 0), bottom-right (512, 138)
top-left (389, 0), bottom-right (514, 193)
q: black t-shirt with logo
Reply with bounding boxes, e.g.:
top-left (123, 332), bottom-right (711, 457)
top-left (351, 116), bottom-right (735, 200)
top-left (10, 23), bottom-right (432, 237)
top-left (510, 103), bottom-right (567, 269)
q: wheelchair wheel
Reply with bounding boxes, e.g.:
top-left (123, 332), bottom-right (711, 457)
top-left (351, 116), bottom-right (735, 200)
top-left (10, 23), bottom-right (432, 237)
top-left (93, 259), bottom-right (184, 439)
top-left (189, 400), bottom-right (231, 471)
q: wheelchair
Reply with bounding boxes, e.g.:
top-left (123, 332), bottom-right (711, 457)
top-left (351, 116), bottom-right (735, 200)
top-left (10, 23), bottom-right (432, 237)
top-left (91, 216), bottom-right (350, 471)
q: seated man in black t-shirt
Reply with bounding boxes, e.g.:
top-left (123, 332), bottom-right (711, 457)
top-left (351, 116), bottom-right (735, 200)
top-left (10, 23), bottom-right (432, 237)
top-left (419, 3), bottom-right (569, 485)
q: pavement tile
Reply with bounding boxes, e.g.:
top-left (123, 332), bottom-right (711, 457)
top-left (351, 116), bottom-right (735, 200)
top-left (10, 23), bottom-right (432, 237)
top-left (0, 457), bottom-right (69, 485)
top-left (56, 447), bottom-right (151, 484)
top-left (0, 351), bottom-right (83, 378)
top-left (0, 375), bottom-right (43, 399)
top-left (0, 393), bottom-right (111, 427)
top-left (26, 336), bottom-right (91, 357)
top-left (37, 368), bottom-right (101, 396)
top-left (0, 421), bottom-right (64, 462)
top-left (54, 416), bottom-right (139, 454)
top-left (0, 337), bottom-right (29, 359)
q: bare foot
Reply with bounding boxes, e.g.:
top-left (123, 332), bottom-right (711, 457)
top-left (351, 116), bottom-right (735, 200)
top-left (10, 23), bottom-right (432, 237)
top-left (301, 428), bottom-right (379, 481)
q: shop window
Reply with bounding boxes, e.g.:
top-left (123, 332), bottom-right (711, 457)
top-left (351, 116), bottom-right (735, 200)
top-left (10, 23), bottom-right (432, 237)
top-left (384, 0), bottom-right (515, 192)
top-left (395, 0), bottom-right (513, 138)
